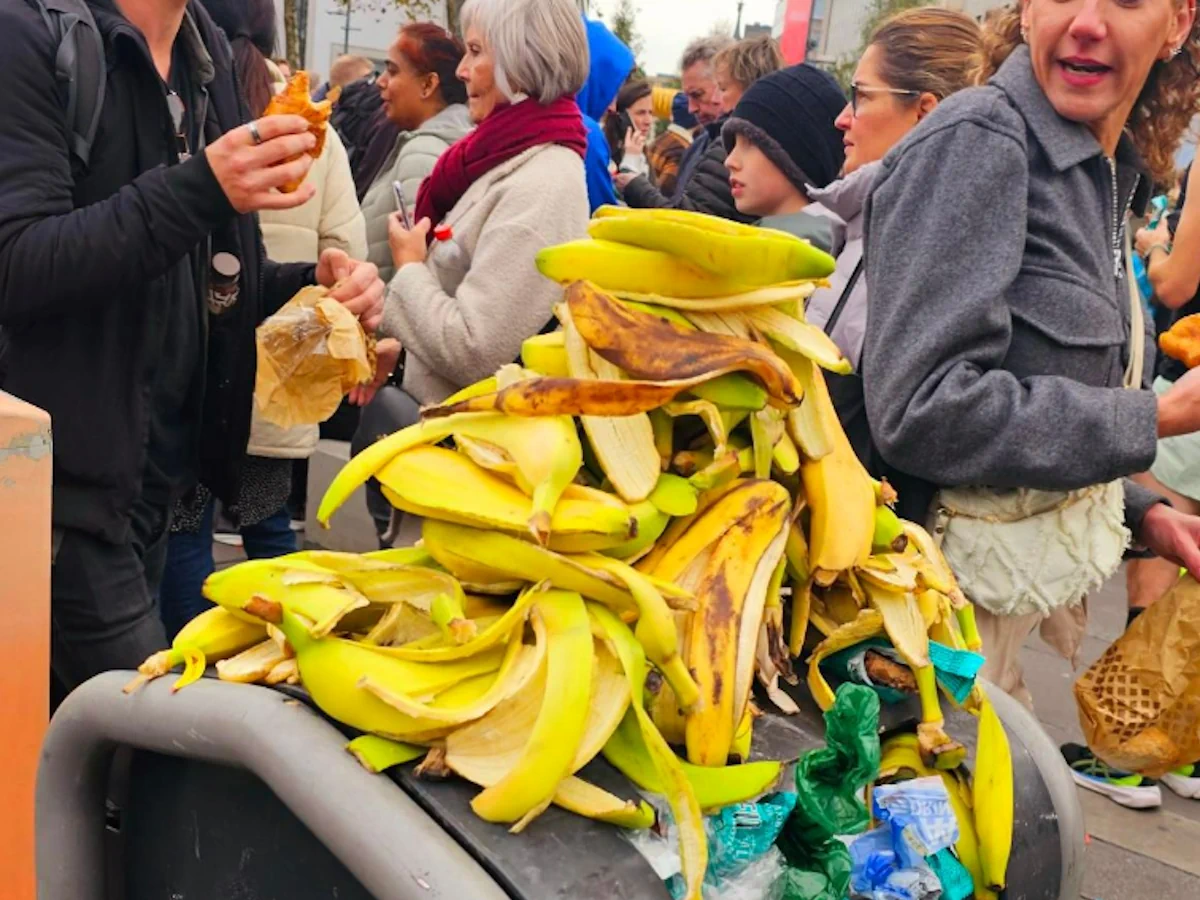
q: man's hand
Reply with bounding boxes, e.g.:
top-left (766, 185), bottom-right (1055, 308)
top-left (614, 171), bottom-right (640, 191)
top-left (349, 338), bottom-right (403, 407)
top-left (206, 115), bottom-right (317, 213)
top-left (1139, 503), bottom-right (1200, 575)
top-left (317, 249), bottom-right (384, 332)
top-left (389, 214), bottom-right (431, 270)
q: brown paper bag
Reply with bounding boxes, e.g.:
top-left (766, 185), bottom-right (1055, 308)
top-left (1074, 574), bottom-right (1200, 776)
top-left (254, 285), bottom-right (375, 429)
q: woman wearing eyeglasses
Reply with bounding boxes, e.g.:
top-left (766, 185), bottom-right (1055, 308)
top-left (861, 0), bottom-right (1200, 713)
top-left (802, 7), bottom-right (986, 461)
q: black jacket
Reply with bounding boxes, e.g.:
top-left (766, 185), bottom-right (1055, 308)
top-left (623, 119), bottom-right (754, 224)
top-left (0, 0), bottom-right (313, 543)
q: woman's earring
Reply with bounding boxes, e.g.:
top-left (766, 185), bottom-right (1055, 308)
top-left (1170, 45), bottom-right (1183, 59)
top-left (1021, 25), bottom-right (1029, 43)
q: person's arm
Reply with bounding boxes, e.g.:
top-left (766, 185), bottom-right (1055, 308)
top-left (862, 113), bottom-right (1158, 491)
top-left (316, 130), bottom-right (368, 260)
top-left (383, 182), bottom-right (584, 389)
top-left (1148, 165), bottom-right (1200, 309)
top-left (0, 14), bottom-right (234, 324)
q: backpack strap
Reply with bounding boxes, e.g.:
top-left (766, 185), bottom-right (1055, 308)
top-left (31, 0), bottom-right (106, 168)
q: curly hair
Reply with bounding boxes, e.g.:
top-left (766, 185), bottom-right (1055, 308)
top-left (982, 4), bottom-right (1200, 186)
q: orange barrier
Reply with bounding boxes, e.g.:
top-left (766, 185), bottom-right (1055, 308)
top-left (0, 391), bottom-right (51, 900)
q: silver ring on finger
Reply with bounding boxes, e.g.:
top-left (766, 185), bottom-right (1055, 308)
top-left (246, 121), bottom-right (263, 145)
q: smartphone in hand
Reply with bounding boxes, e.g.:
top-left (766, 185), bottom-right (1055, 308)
top-left (392, 181), bottom-right (413, 229)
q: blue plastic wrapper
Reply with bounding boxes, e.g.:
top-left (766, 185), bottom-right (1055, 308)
top-left (849, 827), bottom-right (943, 900)
top-left (708, 793), bottom-right (799, 880)
top-left (871, 777), bottom-right (959, 870)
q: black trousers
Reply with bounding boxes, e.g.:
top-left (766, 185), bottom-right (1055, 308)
top-left (51, 496), bottom-right (170, 699)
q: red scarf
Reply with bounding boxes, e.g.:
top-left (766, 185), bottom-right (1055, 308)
top-left (414, 96), bottom-right (588, 242)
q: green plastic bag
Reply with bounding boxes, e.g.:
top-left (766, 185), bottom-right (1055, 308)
top-left (778, 684), bottom-right (881, 900)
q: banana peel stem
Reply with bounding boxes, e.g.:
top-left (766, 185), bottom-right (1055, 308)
top-left (957, 605), bottom-right (984, 653)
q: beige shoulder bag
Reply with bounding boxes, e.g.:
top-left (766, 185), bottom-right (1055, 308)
top-left (929, 225), bottom-right (1143, 618)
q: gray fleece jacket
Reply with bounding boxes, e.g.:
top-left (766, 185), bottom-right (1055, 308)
top-left (862, 45), bottom-right (1162, 533)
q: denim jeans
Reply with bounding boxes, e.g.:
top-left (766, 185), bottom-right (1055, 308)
top-left (159, 500), bottom-right (297, 639)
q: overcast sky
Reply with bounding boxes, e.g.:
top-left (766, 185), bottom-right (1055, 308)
top-left (588, 0), bottom-right (781, 77)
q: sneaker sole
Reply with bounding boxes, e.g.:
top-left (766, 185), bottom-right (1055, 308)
top-left (1071, 770), bottom-right (1162, 809)
top-left (213, 534), bottom-right (244, 548)
top-left (1162, 773), bottom-right (1200, 800)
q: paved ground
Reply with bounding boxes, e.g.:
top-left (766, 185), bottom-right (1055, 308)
top-left (1023, 565), bottom-right (1200, 899)
top-left (218, 532), bottom-right (1200, 899)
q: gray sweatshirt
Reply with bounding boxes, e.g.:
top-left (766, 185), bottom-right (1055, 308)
top-left (803, 161), bottom-right (879, 369)
top-left (862, 45), bottom-right (1162, 532)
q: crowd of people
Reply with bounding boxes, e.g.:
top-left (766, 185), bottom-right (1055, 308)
top-left (2, 0), bottom-right (1200, 816)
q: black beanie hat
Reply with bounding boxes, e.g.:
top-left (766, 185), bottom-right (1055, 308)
top-left (722, 63), bottom-right (847, 194)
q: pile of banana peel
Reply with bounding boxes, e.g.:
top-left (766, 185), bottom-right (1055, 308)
top-left (128, 207), bottom-right (1012, 900)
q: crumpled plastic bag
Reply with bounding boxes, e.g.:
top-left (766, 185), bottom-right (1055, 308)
top-left (254, 285), bottom-right (375, 428)
top-left (1075, 573), bottom-right (1200, 776)
top-left (622, 794), bottom-right (794, 899)
top-left (871, 777), bottom-right (958, 870)
top-left (778, 684), bottom-right (881, 900)
top-left (708, 794), bottom-right (797, 880)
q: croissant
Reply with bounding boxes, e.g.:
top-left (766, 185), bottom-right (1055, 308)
top-left (261, 71), bottom-right (339, 193)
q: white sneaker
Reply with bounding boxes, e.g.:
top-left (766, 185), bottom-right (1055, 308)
top-left (213, 531), bottom-right (244, 548)
top-left (1070, 769), bottom-right (1163, 809)
top-left (1162, 766), bottom-right (1200, 800)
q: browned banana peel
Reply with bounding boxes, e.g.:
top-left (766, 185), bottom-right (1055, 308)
top-left (424, 373), bottom-right (733, 419)
top-left (565, 281), bottom-right (803, 405)
top-left (918, 720), bottom-right (968, 770)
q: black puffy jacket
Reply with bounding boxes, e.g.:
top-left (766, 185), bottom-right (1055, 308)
top-left (0, 0), bottom-right (312, 543)
top-left (622, 118), bottom-right (754, 224)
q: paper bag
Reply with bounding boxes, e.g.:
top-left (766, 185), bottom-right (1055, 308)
top-left (254, 285), bottom-right (375, 429)
top-left (1074, 574), bottom-right (1200, 777)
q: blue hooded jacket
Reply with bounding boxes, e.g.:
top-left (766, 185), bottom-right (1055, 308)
top-left (577, 19), bottom-right (634, 212)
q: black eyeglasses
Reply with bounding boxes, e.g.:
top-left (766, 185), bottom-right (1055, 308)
top-left (849, 83), bottom-right (921, 116)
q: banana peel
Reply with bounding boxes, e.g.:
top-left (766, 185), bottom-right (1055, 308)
top-left (565, 282), bottom-right (805, 407)
top-left (125, 606), bottom-right (266, 693)
top-left (590, 603), bottom-right (707, 900)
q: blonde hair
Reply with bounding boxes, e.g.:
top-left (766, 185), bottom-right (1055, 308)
top-left (982, 3), bottom-right (1200, 185)
top-left (713, 35), bottom-right (785, 92)
top-left (868, 7), bottom-right (987, 100)
top-left (460, 0), bottom-right (589, 103)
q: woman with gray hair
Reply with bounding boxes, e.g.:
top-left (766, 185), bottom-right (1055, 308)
top-left (357, 0), bottom-right (590, 410)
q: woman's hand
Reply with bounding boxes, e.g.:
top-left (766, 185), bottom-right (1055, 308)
top-left (316, 249), bottom-right (384, 331)
top-left (389, 214), bottom-right (431, 270)
top-left (1157, 366), bottom-right (1200, 437)
top-left (1135, 218), bottom-right (1172, 257)
top-left (349, 338), bottom-right (403, 407)
top-left (1138, 502), bottom-right (1200, 575)
top-left (623, 126), bottom-right (646, 161)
